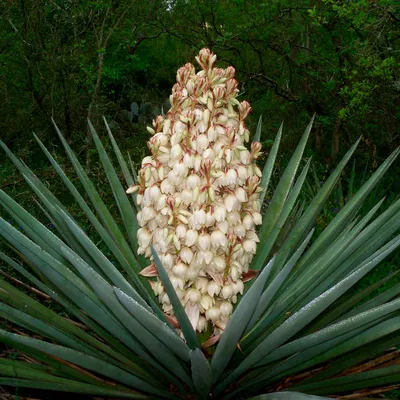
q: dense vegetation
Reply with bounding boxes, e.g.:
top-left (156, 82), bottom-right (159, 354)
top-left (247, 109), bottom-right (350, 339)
top-left (1, 0), bottom-right (399, 163)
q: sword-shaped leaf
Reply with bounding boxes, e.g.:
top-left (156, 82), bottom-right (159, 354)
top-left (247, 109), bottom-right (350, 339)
top-left (211, 257), bottom-right (275, 382)
top-left (151, 246), bottom-right (200, 349)
top-left (191, 348), bottom-right (212, 399)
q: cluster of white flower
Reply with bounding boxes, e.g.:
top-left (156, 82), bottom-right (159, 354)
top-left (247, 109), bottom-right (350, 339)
top-left (127, 49), bottom-right (263, 333)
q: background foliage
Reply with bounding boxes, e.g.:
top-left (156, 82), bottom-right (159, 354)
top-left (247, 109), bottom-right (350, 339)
top-left (1, 0), bottom-right (399, 164)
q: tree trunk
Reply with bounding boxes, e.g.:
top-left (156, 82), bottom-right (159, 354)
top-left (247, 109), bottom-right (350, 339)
top-left (331, 117), bottom-right (342, 162)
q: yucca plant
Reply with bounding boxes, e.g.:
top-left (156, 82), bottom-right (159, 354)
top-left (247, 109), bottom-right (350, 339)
top-left (1, 49), bottom-right (400, 400)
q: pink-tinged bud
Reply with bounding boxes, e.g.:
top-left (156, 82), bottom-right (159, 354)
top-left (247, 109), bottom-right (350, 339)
top-left (209, 53), bottom-right (217, 69)
top-left (213, 86), bottom-right (226, 101)
top-left (220, 302), bottom-right (233, 317)
top-left (206, 307), bottom-right (221, 321)
top-left (225, 66), bottom-right (235, 80)
top-left (176, 64), bottom-right (192, 85)
top-left (195, 48), bottom-right (212, 69)
top-left (226, 78), bottom-right (238, 96)
top-left (186, 230), bottom-right (199, 247)
top-left (193, 77), bottom-right (208, 97)
top-left (251, 141), bottom-right (262, 160)
top-left (238, 101), bottom-right (251, 120)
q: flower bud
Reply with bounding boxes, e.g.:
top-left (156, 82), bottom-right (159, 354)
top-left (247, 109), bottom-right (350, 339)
top-left (206, 307), bottom-right (221, 321)
top-left (224, 194), bottom-right (239, 212)
top-left (207, 281), bottom-right (221, 297)
top-left (220, 302), bottom-right (233, 317)
top-left (253, 212), bottom-right (262, 225)
top-left (196, 316), bottom-right (207, 332)
top-left (214, 205), bottom-right (226, 222)
top-left (235, 187), bottom-right (248, 202)
top-left (201, 295), bottom-right (213, 311)
top-left (211, 230), bottom-right (227, 248)
top-left (180, 247), bottom-right (194, 264)
top-left (195, 277), bottom-right (208, 293)
top-left (173, 263), bottom-right (188, 279)
top-left (171, 144), bottom-right (183, 160)
top-left (243, 214), bottom-right (254, 230)
top-left (185, 288), bottom-right (201, 303)
top-left (221, 284), bottom-right (233, 299)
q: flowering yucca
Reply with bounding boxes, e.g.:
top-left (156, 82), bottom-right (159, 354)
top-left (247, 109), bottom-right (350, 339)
top-left (1, 49), bottom-right (400, 400)
top-left (128, 49), bottom-right (263, 332)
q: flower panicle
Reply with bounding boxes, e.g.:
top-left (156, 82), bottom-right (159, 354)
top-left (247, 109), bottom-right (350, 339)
top-left (131, 48), bottom-right (262, 333)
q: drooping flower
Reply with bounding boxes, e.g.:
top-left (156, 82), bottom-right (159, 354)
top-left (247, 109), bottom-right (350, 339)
top-left (128, 48), bottom-right (263, 333)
